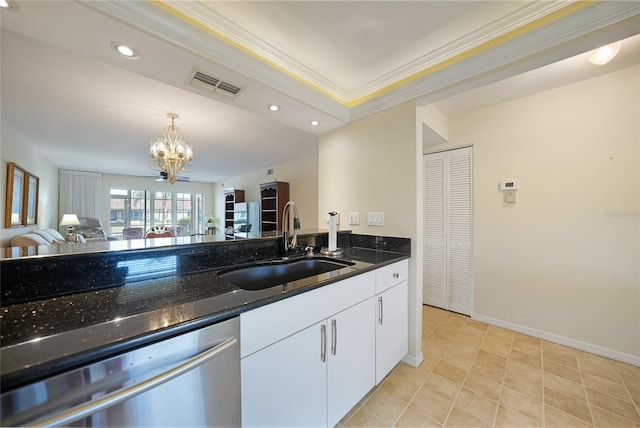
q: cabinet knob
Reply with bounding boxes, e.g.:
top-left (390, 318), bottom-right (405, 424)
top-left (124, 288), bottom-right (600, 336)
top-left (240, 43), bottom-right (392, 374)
top-left (393, 272), bottom-right (399, 279)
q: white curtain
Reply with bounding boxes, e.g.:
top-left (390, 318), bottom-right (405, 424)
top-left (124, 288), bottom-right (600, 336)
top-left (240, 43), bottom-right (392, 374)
top-left (59, 170), bottom-right (101, 219)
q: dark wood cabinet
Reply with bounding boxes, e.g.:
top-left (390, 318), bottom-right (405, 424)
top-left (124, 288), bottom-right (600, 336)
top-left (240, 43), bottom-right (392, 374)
top-left (260, 181), bottom-right (289, 233)
top-left (224, 188), bottom-right (244, 239)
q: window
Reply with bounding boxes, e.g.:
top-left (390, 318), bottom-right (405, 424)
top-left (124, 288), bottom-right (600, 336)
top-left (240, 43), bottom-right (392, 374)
top-left (109, 189), bottom-right (204, 239)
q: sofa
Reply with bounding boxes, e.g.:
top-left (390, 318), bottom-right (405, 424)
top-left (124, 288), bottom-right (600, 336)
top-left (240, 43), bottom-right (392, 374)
top-left (10, 217), bottom-right (110, 247)
top-left (10, 228), bottom-right (76, 247)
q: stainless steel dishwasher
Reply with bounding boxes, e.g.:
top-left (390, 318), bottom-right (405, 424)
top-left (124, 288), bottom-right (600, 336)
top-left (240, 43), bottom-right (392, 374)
top-left (1, 317), bottom-right (240, 427)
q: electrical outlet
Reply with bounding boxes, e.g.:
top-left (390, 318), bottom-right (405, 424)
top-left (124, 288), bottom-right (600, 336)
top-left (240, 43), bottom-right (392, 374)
top-left (367, 212), bottom-right (385, 226)
top-left (349, 212), bottom-right (360, 225)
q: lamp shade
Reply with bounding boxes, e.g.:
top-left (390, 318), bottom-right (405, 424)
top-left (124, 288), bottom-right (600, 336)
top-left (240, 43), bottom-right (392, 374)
top-left (59, 214), bottom-right (80, 227)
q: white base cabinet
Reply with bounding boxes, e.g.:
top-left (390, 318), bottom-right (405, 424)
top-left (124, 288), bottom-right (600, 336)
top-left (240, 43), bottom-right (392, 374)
top-left (375, 281), bottom-right (409, 383)
top-left (242, 321), bottom-right (327, 427)
top-left (240, 260), bottom-right (408, 427)
top-left (374, 260), bottom-right (409, 384)
top-left (327, 297), bottom-right (376, 426)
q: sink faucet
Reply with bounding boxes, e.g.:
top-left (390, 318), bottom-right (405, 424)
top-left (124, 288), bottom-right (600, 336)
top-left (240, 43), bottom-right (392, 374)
top-left (281, 201), bottom-right (300, 258)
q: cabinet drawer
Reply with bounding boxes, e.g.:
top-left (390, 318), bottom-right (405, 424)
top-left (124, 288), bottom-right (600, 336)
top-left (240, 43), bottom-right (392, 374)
top-left (241, 271), bottom-right (375, 358)
top-left (375, 260), bottom-right (408, 294)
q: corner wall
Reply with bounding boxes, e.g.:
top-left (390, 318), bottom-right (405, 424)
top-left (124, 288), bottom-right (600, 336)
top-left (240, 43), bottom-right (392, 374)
top-left (425, 65), bottom-right (640, 361)
top-left (0, 121), bottom-right (58, 247)
top-left (318, 101), bottom-right (423, 366)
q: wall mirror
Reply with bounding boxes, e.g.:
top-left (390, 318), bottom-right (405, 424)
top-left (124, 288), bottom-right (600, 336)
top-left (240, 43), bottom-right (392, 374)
top-left (5, 162), bottom-right (26, 228)
top-left (4, 162), bottom-right (39, 228)
top-left (26, 173), bottom-right (39, 225)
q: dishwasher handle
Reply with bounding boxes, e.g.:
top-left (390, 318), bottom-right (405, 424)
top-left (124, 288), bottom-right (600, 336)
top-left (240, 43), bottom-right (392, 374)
top-left (27, 336), bottom-right (238, 427)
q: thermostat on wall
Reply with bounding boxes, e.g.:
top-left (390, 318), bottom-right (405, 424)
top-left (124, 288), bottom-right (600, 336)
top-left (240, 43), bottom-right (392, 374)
top-left (499, 180), bottom-right (519, 191)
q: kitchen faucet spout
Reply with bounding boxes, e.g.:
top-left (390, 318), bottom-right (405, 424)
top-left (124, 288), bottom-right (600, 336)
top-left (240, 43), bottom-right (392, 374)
top-left (282, 201), bottom-right (300, 258)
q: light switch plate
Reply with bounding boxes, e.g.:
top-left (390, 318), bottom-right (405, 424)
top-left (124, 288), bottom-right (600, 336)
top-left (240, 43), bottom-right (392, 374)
top-left (367, 212), bottom-right (384, 226)
top-left (349, 212), bottom-right (360, 225)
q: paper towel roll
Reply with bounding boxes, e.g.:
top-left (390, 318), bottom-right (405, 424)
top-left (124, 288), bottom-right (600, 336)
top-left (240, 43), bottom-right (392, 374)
top-left (328, 212), bottom-right (338, 251)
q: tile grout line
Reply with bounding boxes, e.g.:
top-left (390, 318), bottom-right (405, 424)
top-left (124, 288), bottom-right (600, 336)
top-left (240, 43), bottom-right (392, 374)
top-left (580, 359), bottom-right (640, 426)
top-left (575, 354), bottom-right (597, 427)
top-left (390, 308), bottom-right (450, 428)
top-left (541, 341), bottom-right (546, 428)
top-left (613, 363), bottom-right (640, 422)
top-left (440, 315), bottom-right (488, 427)
top-left (417, 309), bottom-right (452, 428)
top-left (543, 347), bottom-right (605, 427)
top-left (490, 329), bottom-right (515, 428)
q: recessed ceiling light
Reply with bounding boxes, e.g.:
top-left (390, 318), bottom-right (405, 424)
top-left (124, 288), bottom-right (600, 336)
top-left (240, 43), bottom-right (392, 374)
top-left (310, 120), bottom-right (319, 126)
top-left (112, 42), bottom-right (140, 59)
top-left (0, 0), bottom-right (15, 9)
top-left (588, 41), bottom-right (621, 65)
top-left (268, 104), bottom-right (280, 112)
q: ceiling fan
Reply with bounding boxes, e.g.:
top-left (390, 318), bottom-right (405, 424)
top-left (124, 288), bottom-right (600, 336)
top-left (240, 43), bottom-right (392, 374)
top-left (154, 170), bottom-right (190, 182)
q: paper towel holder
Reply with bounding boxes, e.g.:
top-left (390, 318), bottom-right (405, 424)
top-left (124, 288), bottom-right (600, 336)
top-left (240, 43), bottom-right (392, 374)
top-left (320, 248), bottom-right (344, 256)
top-left (321, 211), bottom-right (343, 256)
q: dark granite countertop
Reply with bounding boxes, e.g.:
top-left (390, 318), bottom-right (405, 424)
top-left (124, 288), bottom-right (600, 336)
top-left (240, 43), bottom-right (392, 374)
top-left (1, 232), bottom-right (410, 392)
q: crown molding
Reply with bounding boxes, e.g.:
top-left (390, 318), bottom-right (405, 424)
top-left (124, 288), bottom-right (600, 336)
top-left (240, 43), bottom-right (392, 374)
top-left (164, 1), bottom-right (572, 102)
top-left (163, 1), bottom-right (352, 103)
top-left (81, 0), bottom-right (639, 124)
top-left (350, 1), bottom-right (640, 121)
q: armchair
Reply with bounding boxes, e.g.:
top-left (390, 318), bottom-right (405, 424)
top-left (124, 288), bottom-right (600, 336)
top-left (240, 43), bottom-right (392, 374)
top-left (76, 217), bottom-right (108, 242)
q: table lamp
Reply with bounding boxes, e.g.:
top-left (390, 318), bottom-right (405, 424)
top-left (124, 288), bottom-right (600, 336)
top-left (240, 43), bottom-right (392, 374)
top-left (59, 214), bottom-right (80, 238)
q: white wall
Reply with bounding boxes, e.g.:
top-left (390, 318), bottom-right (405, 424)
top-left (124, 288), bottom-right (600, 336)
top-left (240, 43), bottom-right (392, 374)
top-left (212, 155), bottom-right (319, 239)
top-left (0, 121), bottom-right (58, 246)
top-left (318, 101), bottom-right (423, 366)
top-left (424, 65), bottom-right (640, 361)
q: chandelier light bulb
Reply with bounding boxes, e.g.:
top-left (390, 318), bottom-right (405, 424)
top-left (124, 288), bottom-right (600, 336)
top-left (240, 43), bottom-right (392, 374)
top-left (149, 113), bottom-right (194, 184)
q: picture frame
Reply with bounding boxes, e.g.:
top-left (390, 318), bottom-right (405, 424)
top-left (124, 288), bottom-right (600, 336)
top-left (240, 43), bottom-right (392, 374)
top-left (4, 162), bottom-right (26, 228)
top-left (25, 172), bottom-right (39, 225)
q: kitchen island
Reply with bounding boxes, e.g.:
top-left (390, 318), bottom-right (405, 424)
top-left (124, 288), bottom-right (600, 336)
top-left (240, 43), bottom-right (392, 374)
top-left (1, 231), bottom-right (410, 395)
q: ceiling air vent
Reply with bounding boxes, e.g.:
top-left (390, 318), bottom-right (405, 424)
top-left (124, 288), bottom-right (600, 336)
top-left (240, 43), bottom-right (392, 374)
top-left (187, 68), bottom-right (244, 99)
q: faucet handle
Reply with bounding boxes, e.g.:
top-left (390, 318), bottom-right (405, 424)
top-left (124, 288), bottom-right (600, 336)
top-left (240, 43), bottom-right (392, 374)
top-left (305, 246), bottom-right (315, 257)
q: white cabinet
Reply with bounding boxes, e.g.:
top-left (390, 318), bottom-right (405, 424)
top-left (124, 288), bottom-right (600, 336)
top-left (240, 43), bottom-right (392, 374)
top-left (374, 260), bottom-right (409, 384)
top-left (240, 260), bottom-right (408, 427)
top-left (375, 281), bottom-right (408, 383)
top-left (241, 321), bottom-right (327, 427)
top-left (327, 297), bottom-right (376, 427)
top-left (242, 297), bottom-right (375, 428)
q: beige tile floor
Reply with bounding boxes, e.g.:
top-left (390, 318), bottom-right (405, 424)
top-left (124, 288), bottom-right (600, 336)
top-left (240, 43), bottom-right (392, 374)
top-left (340, 305), bottom-right (640, 427)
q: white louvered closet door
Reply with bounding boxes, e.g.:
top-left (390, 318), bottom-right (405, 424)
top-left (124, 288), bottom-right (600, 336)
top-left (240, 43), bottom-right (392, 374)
top-left (423, 148), bottom-right (473, 316)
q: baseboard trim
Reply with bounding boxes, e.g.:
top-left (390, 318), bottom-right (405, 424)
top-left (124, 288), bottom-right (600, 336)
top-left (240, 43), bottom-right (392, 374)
top-left (402, 352), bottom-right (424, 368)
top-left (472, 314), bottom-right (640, 367)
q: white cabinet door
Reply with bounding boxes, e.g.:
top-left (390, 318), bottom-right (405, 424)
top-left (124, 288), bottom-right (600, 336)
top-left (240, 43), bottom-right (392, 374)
top-left (375, 280), bottom-right (409, 384)
top-left (327, 298), bottom-right (376, 427)
top-left (241, 322), bottom-right (327, 427)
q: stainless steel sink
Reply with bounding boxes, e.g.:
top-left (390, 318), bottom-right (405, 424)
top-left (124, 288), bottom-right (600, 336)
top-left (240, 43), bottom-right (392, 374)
top-left (218, 257), bottom-right (355, 291)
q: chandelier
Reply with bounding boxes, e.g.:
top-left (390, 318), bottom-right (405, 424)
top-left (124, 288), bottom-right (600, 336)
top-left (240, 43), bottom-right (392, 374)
top-left (149, 113), bottom-right (194, 184)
